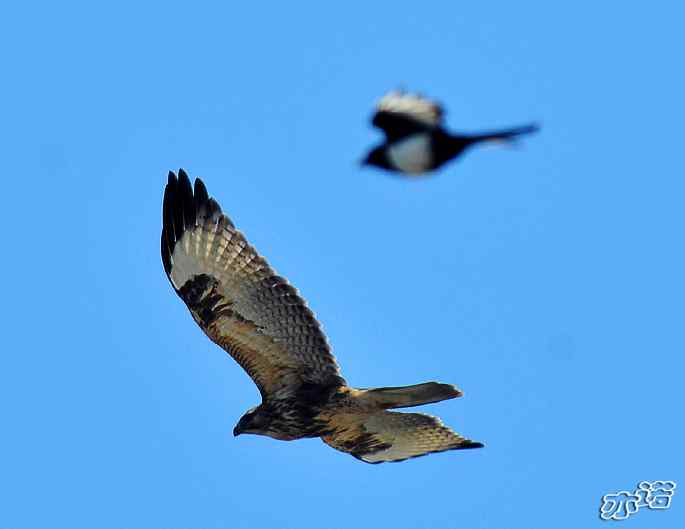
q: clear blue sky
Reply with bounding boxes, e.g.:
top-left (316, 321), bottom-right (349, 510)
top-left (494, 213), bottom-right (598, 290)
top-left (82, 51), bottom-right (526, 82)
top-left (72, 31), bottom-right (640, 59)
top-left (1, 2), bottom-right (683, 528)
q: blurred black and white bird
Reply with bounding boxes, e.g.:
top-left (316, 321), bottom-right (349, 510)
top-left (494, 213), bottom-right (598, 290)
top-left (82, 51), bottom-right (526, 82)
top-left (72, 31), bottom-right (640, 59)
top-left (362, 91), bottom-right (539, 176)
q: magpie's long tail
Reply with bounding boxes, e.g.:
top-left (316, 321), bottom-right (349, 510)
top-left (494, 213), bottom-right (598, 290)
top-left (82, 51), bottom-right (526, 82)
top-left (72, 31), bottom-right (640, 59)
top-left (461, 122), bottom-right (540, 145)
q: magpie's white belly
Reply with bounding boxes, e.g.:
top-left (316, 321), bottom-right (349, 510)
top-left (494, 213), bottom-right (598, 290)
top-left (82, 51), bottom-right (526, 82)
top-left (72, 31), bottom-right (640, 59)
top-left (387, 134), bottom-right (433, 174)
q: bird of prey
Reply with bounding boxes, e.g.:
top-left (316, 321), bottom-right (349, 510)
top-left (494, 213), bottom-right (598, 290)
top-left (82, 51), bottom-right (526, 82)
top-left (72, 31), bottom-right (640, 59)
top-left (161, 169), bottom-right (483, 463)
top-left (362, 90), bottom-right (539, 175)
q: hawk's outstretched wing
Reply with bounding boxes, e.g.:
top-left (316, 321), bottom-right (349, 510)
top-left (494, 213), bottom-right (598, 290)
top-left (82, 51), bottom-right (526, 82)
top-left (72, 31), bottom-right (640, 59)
top-left (322, 411), bottom-right (482, 464)
top-left (371, 91), bottom-right (444, 141)
top-left (161, 169), bottom-right (345, 398)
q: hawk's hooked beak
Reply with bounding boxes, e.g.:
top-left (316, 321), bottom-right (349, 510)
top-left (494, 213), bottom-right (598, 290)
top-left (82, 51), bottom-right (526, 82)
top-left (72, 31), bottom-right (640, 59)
top-left (233, 425), bottom-right (242, 437)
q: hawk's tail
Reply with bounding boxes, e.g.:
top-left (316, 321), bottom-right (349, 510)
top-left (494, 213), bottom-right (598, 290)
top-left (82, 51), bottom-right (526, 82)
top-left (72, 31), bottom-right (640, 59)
top-left (362, 382), bottom-right (462, 410)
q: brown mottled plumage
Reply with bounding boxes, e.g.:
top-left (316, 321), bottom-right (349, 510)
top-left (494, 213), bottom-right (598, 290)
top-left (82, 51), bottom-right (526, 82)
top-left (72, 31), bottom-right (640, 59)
top-left (161, 169), bottom-right (483, 463)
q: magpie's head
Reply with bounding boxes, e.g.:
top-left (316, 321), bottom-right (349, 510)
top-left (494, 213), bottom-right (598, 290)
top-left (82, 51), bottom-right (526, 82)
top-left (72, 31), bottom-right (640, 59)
top-left (361, 146), bottom-right (391, 170)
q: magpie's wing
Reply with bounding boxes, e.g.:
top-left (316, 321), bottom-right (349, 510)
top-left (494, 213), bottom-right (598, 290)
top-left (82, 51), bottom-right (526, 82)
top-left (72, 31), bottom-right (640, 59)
top-left (371, 91), bottom-right (444, 141)
top-left (161, 170), bottom-right (345, 398)
top-left (322, 411), bottom-right (483, 463)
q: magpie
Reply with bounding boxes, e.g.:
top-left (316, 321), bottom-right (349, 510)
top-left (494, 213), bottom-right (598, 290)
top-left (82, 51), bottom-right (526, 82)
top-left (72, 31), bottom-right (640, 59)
top-left (361, 91), bottom-right (539, 176)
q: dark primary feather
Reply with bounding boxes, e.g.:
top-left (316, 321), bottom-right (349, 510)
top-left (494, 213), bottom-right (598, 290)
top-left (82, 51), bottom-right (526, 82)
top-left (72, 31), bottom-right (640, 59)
top-left (179, 170), bottom-right (196, 231)
top-left (194, 177), bottom-right (209, 204)
top-left (161, 173), bottom-right (176, 276)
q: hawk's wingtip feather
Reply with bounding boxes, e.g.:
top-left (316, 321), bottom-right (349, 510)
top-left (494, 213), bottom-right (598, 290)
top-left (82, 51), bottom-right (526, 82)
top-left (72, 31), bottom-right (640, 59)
top-left (161, 169), bottom-right (218, 279)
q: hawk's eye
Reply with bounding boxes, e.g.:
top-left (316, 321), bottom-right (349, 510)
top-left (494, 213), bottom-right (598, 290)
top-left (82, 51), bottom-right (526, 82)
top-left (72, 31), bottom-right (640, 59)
top-left (252, 411), bottom-right (269, 427)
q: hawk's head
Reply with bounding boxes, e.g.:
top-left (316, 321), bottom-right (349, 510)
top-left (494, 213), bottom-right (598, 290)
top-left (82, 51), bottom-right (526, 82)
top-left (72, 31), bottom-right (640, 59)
top-left (234, 405), bottom-right (297, 440)
top-left (233, 403), bottom-right (309, 441)
top-left (233, 406), bottom-right (271, 437)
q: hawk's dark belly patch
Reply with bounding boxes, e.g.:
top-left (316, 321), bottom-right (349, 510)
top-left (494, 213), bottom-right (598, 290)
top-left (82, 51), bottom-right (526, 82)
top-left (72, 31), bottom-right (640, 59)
top-left (267, 381), bottom-right (345, 439)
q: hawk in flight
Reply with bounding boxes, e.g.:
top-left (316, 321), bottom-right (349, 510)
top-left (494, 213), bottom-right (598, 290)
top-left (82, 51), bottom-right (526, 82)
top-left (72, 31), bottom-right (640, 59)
top-left (161, 169), bottom-right (483, 463)
top-left (362, 90), bottom-right (539, 175)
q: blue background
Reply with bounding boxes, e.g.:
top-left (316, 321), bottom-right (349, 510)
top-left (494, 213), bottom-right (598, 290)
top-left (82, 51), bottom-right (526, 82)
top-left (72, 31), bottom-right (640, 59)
top-left (1, 1), bottom-right (682, 528)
